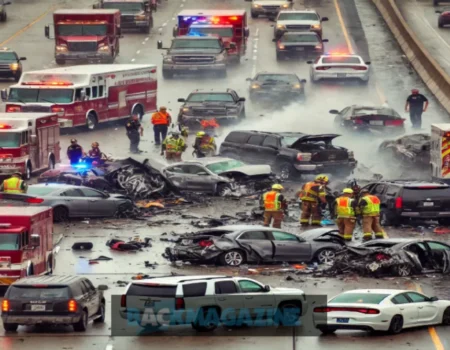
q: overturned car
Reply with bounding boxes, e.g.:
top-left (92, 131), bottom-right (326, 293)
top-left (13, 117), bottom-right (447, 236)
top-left (328, 238), bottom-right (450, 277)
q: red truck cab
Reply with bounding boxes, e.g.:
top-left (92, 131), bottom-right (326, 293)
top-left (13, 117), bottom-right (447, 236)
top-left (0, 207), bottom-right (54, 292)
top-left (44, 9), bottom-right (122, 65)
top-left (173, 10), bottom-right (249, 63)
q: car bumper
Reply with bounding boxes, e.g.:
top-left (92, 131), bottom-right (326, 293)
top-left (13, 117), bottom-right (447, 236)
top-left (122, 21), bottom-right (149, 28)
top-left (0, 70), bottom-right (20, 78)
top-left (58, 118), bottom-right (74, 128)
top-left (0, 164), bottom-right (23, 176)
top-left (2, 314), bottom-right (81, 325)
top-left (400, 211), bottom-right (450, 218)
top-left (163, 63), bottom-right (226, 73)
top-left (312, 71), bottom-right (369, 81)
top-left (252, 7), bottom-right (283, 16)
top-left (314, 315), bottom-right (389, 332)
top-left (56, 52), bottom-right (113, 62)
top-left (294, 161), bottom-right (357, 173)
top-left (180, 115), bottom-right (239, 125)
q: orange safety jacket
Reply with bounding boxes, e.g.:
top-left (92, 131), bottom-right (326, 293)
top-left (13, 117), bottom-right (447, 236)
top-left (2, 177), bottom-right (25, 193)
top-left (299, 181), bottom-right (326, 203)
top-left (151, 112), bottom-right (170, 125)
top-left (263, 191), bottom-right (282, 211)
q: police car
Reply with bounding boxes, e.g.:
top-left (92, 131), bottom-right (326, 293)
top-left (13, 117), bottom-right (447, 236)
top-left (307, 53), bottom-right (370, 84)
top-left (0, 48), bottom-right (26, 82)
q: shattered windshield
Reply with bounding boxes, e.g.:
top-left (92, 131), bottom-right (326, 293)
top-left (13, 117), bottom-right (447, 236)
top-left (187, 93), bottom-right (234, 102)
top-left (103, 2), bottom-right (144, 12)
top-left (188, 27), bottom-right (233, 37)
top-left (277, 13), bottom-right (319, 21)
top-left (9, 88), bottom-right (74, 103)
top-left (0, 233), bottom-right (20, 250)
top-left (0, 133), bottom-right (20, 147)
top-left (330, 293), bottom-right (389, 304)
top-left (57, 24), bottom-right (108, 36)
top-left (172, 39), bottom-right (221, 49)
top-left (206, 160), bottom-right (245, 174)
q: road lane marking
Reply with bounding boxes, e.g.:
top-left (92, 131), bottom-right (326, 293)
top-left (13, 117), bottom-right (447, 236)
top-left (0, 5), bottom-right (56, 46)
top-left (251, 28), bottom-right (259, 77)
top-left (145, 37), bottom-right (150, 41)
top-left (333, 0), bottom-right (386, 104)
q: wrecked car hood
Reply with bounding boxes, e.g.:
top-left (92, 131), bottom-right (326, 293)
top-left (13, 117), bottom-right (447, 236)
top-left (219, 165), bottom-right (272, 177)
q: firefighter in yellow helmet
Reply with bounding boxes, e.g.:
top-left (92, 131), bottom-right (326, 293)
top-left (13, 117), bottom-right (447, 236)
top-left (296, 174), bottom-right (328, 227)
top-left (335, 188), bottom-right (357, 242)
top-left (261, 184), bottom-right (287, 228)
top-left (193, 131), bottom-right (216, 158)
top-left (358, 188), bottom-right (386, 241)
top-left (161, 131), bottom-right (187, 163)
top-left (1, 172), bottom-right (28, 193)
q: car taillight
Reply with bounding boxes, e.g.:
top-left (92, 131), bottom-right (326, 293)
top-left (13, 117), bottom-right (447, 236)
top-left (316, 66), bottom-right (330, 70)
top-left (199, 240), bottom-right (213, 247)
top-left (297, 152), bottom-right (312, 161)
top-left (352, 118), bottom-right (364, 124)
top-left (68, 299), bottom-right (77, 312)
top-left (384, 119), bottom-right (404, 126)
top-left (352, 66), bottom-right (367, 70)
top-left (314, 307), bottom-right (380, 314)
top-left (278, 44), bottom-right (285, 50)
top-left (395, 197), bottom-right (403, 209)
top-left (6, 105), bottom-right (21, 112)
top-left (2, 299), bottom-right (10, 312)
top-left (26, 198), bottom-right (44, 204)
top-left (315, 45), bottom-right (322, 49)
top-left (175, 298), bottom-right (185, 310)
top-left (121, 294), bottom-right (127, 307)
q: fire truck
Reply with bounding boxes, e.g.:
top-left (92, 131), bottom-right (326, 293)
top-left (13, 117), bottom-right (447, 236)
top-left (0, 64), bottom-right (157, 130)
top-left (431, 124), bottom-right (450, 183)
top-left (173, 10), bottom-right (249, 63)
top-left (0, 113), bottom-right (60, 180)
top-left (44, 9), bottom-right (121, 65)
top-left (0, 207), bottom-right (54, 291)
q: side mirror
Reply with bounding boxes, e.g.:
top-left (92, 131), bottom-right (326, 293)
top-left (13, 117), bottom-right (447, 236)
top-left (30, 135), bottom-right (37, 144)
top-left (429, 296), bottom-right (439, 302)
top-left (172, 26), bottom-right (178, 37)
top-left (322, 17), bottom-right (329, 21)
top-left (157, 40), bottom-right (163, 49)
top-left (244, 28), bottom-right (250, 37)
top-left (301, 79), bottom-right (307, 83)
top-left (322, 39), bottom-right (329, 42)
top-left (238, 97), bottom-right (246, 102)
top-left (306, 60), bottom-right (313, 64)
top-left (329, 109), bottom-right (339, 114)
top-left (264, 285), bottom-right (271, 292)
top-left (177, 98), bottom-right (186, 102)
top-left (19, 57), bottom-right (27, 61)
top-left (45, 25), bottom-right (50, 39)
top-left (30, 234), bottom-right (41, 247)
top-left (80, 90), bottom-right (86, 101)
top-left (365, 61), bottom-right (371, 65)
top-left (0, 89), bottom-right (7, 101)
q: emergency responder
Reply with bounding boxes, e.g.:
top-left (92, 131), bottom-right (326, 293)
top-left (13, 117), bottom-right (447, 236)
top-left (0, 172), bottom-right (27, 193)
top-left (87, 142), bottom-right (102, 162)
top-left (193, 131), bottom-right (217, 158)
top-left (297, 174), bottom-right (328, 226)
top-left (161, 132), bottom-right (186, 162)
top-left (126, 114), bottom-right (143, 154)
top-left (151, 106), bottom-right (171, 145)
top-left (67, 139), bottom-right (83, 165)
top-left (335, 188), bottom-right (357, 242)
top-left (358, 188), bottom-right (385, 241)
top-left (179, 125), bottom-right (189, 142)
top-left (405, 89), bottom-right (428, 129)
top-left (261, 184), bottom-right (287, 228)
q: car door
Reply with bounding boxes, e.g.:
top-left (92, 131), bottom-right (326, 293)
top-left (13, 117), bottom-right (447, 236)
top-left (83, 279), bottom-right (100, 317)
top-left (163, 165), bottom-right (188, 189)
top-left (243, 135), bottom-right (266, 163)
top-left (391, 293), bottom-right (418, 327)
top-left (425, 241), bottom-right (450, 272)
top-left (59, 188), bottom-right (89, 217)
top-left (183, 165), bottom-right (216, 192)
top-left (236, 231), bottom-right (274, 261)
top-left (260, 136), bottom-right (280, 167)
top-left (78, 281), bottom-right (93, 316)
top-left (405, 292), bottom-right (440, 325)
top-left (271, 231), bottom-right (312, 262)
top-left (237, 279), bottom-right (276, 318)
top-left (214, 280), bottom-right (245, 322)
top-left (227, 89), bottom-right (242, 113)
top-left (79, 188), bottom-right (116, 217)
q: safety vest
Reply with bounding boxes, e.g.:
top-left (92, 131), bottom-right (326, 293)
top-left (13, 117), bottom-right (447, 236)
top-left (3, 177), bottom-right (24, 193)
top-left (263, 191), bottom-right (282, 211)
top-left (299, 181), bottom-right (323, 202)
top-left (200, 136), bottom-right (215, 150)
top-left (335, 196), bottom-right (355, 218)
top-left (359, 195), bottom-right (381, 216)
top-left (165, 138), bottom-right (184, 152)
top-left (152, 112), bottom-right (169, 125)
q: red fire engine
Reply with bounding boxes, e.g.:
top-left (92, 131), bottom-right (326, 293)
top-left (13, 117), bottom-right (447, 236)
top-left (0, 207), bottom-right (54, 290)
top-left (1, 64), bottom-right (157, 130)
top-left (173, 10), bottom-right (249, 63)
top-left (0, 113), bottom-right (61, 179)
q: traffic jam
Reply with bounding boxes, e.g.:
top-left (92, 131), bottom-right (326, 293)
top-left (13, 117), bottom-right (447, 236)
top-left (0, 0), bottom-right (450, 348)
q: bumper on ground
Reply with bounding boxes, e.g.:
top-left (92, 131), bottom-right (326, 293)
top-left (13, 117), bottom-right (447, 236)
top-left (294, 161), bottom-right (357, 173)
top-left (163, 63), bottom-right (226, 73)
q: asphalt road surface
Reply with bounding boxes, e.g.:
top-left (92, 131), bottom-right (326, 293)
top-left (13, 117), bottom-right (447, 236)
top-left (1, 0), bottom-right (450, 349)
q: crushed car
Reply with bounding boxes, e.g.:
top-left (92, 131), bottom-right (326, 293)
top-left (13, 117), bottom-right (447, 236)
top-left (327, 238), bottom-right (450, 277)
top-left (378, 134), bottom-right (430, 169)
top-left (164, 226), bottom-right (345, 266)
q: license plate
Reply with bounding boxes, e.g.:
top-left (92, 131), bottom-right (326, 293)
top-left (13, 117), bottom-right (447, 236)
top-left (189, 67), bottom-right (198, 71)
top-left (369, 120), bottom-right (384, 126)
top-left (423, 202), bottom-right (434, 207)
top-left (336, 318), bottom-right (349, 323)
top-left (295, 47), bottom-right (304, 51)
top-left (337, 73), bottom-right (347, 78)
top-left (31, 304), bottom-right (46, 311)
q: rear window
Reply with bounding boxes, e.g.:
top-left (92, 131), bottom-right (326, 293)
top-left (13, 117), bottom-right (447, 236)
top-left (127, 284), bottom-right (177, 297)
top-left (403, 187), bottom-right (450, 200)
top-left (224, 132), bottom-right (250, 144)
top-left (183, 283), bottom-right (207, 297)
top-left (322, 57), bottom-right (361, 64)
top-left (9, 286), bottom-right (69, 299)
top-left (330, 293), bottom-right (389, 304)
top-left (26, 187), bottom-right (57, 196)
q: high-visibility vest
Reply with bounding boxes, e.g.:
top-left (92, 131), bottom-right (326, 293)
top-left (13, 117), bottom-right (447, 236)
top-left (263, 191), bottom-right (282, 211)
top-left (151, 112), bottom-right (169, 125)
top-left (335, 196), bottom-right (355, 218)
top-left (2, 177), bottom-right (24, 193)
top-left (199, 136), bottom-right (215, 150)
top-left (164, 137), bottom-right (184, 152)
top-left (359, 195), bottom-right (381, 216)
top-left (299, 181), bottom-right (324, 202)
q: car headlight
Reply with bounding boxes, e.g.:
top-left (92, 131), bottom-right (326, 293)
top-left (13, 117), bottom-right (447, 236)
top-left (311, 24), bottom-right (321, 29)
top-left (9, 63), bottom-right (19, 71)
top-left (315, 44), bottom-right (323, 49)
top-left (281, 3), bottom-right (289, 8)
top-left (276, 24), bottom-right (286, 29)
top-left (135, 15), bottom-right (146, 20)
top-left (292, 84), bottom-right (301, 89)
top-left (252, 4), bottom-right (261, 8)
top-left (98, 45), bottom-right (111, 52)
top-left (56, 45), bottom-right (68, 52)
top-left (182, 107), bottom-right (190, 112)
top-left (251, 84), bottom-right (260, 89)
top-left (163, 56), bottom-right (173, 63)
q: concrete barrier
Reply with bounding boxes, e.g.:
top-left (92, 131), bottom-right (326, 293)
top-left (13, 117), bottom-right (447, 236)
top-left (372, 0), bottom-right (450, 113)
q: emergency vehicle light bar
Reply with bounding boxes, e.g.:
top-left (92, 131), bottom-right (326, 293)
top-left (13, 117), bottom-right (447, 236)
top-left (182, 15), bottom-right (241, 24)
top-left (0, 124), bottom-right (12, 129)
top-left (22, 81), bottom-right (73, 86)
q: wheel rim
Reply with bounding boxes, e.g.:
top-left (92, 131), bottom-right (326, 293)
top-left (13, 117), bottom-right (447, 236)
top-left (317, 250), bottom-right (335, 264)
top-left (397, 265), bottom-right (410, 276)
top-left (224, 251), bottom-right (243, 266)
top-left (87, 116), bottom-right (96, 130)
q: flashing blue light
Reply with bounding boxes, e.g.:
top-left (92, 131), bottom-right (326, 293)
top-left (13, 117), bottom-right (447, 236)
top-left (73, 163), bottom-right (89, 169)
top-left (187, 31), bottom-right (207, 37)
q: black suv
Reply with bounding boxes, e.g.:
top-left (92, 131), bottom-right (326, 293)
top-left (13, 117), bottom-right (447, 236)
top-left (363, 180), bottom-right (450, 226)
top-left (177, 89), bottom-right (246, 127)
top-left (0, 48), bottom-right (26, 81)
top-left (273, 32), bottom-right (328, 61)
top-left (1, 275), bottom-right (106, 332)
top-left (219, 130), bottom-right (357, 179)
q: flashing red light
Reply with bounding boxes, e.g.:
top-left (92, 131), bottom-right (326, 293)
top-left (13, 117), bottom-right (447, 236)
top-left (68, 299), bottom-right (77, 312)
top-left (0, 124), bottom-right (12, 129)
top-left (444, 132), bottom-right (450, 137)
top-left (175, 298), bottom-right (185, 310)
top-left (1, 299), bottom-right (10, 312)
top-left (395, 197), bottom-right (403, 209)
top-left (121, 295), bottom-right (127, 307)
top-left (352, 66), bottom-right (368, 71)
top-left (313, 307), bottom-right (380, 314)
top-left (26, 197), bottom-right (44, 204)
top-left (199, 240), bottom-right (213, 247)
top-left (211, 16), bottom-right (220, 24)
top-left (229, 16), bottom-right (238, 20)
top-left (22, 81), bottom-right (73, 86)
top-left (6, 105), bottom-right (20, 112)
top-left (297, 153), bottom-right (303, 161)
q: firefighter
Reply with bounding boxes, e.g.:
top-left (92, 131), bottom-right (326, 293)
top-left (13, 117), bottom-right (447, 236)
top-left (67, 139), bottom-right (83, 165)
top-left (297, 174), bottom-right (328, 226)
top-left (335, 188), bottom-right (357, 242)
top-left (151, 106), bottom-right (171, 145)
top-left (193, 131), bottom-right (217, 158)
top-left (161, 131), bottom-right (186, 162)
top-left (358, 188), bottom-right (385, 241)
top-left (126, 114), bottom-right (144, 154)
top-left (261, 184), bottom-right (287, 228)
top-left (0, 172), bottom-right (27, 193)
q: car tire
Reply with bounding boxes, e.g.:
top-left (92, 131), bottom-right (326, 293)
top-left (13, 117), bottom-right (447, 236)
top-left (55, 59), bottom-right (65, 65)
top-left (388, 315), bottom-right (403, 334)
top-left (94, 302), bottom-right (106, 323)
top-left (53, 206), bottom-right (69, 222)
top-left (219, 249), bottom-right (245, 266)
top-left (73, 310), bottom-right (88, 332)
top-left (192, 307), bottom-right (219, 332)
top-left (442, 307), bottom-right (450, 325)
top-left (277, 162), bottom-right (295, 181)
top-left (3, 323), bottom-right (18, 332)
top-left (163, 69), bottom-right (173, 79)
top-left (395, 264), bottom-right (412, 277)
top-left (216, 183), bottom-right (232, 197)
top-left (314, 248), bottom-right (336, 264)
top-left (86, 113), bottom-right (98, 131)
top-left (274, 302), bottom-right (302, 326)
top-left (439, 21), bottom-right (444, 28)
top-left (142, 26), bottom-right (151, 34)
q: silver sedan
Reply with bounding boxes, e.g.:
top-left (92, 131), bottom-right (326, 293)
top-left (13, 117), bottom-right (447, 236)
top-left (308, 54), bottom-right (371, 83)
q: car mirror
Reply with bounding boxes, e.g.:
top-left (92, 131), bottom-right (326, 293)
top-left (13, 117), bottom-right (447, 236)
top-left (19, 57), bottom-right (27, 61)
top-left (301, 79), bottom-right (307, 83)
top-left (322, 17), bottom-right (329, 21)
top-left (238, 97), bottom-right (246, 102)
top-left (157, 40), bottom-right (163, 49)
top-left (329, 109), bottom-right (339, 114)
top-left (428, 296), bottom-right (439, 302)
top-left (365, 61), bottom-right (371, 65)
top-left (30, 234), bottom-right (40, 247)
top-left (264, 285), bottom-right (271, 292)
top-left (0, 89), bottom-right (7, 101)
top-left (177, 98), bottom-right (186, 102)
top-left (322, 39), bottom-right (329, 42)
top-left (306, 60), bottom-right (313, 64)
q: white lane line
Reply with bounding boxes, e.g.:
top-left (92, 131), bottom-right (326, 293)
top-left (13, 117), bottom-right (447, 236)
top-left (172, 17), bottom-right (175, 21)
top-left (131, 58), bottom-right (135, 62)
top-left (251, 28), bottom-right (259, 77)
top-left (136, 50), bottom-right (141, 54)
top-left (163, 23), bottom-right (167, 27)
top-left (142, 41), bottom-right (146, 44)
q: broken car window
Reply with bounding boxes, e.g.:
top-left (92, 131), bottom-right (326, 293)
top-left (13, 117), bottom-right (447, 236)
top-left (391, 294), bottom-right (410, 305)
top-left (406, 292), bottom-right (427, 303)
top-left (238, 231), bottom-right (268, 240)
top-left (215, 281), bottom-right (238, 294)
top-left (272, 231), bottom-right (299, 241)
top-left (238, 280), bottom-right (264, 293)
top-left (329, 293), bottom-right (389, 304)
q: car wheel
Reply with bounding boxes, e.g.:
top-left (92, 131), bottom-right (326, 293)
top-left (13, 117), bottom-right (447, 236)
top-left (220, 249), bottom-right (245, 266)
top-left (53, 206), bottom-right (69, 222)
top-left (94, 302), bottom-right (106, 323)
top-left (442, 307), bottom-right (450, 325)
top-left (274, 302), bottom-right (302, 326)
top-left (192, 307), bottom-right (219, 332)
top-left (388, 315), bottom-right (403, 334)
top-left (3, 323), bottom-right (18, 332)
top-left (395, 264), bottom-right (412, 277)
top-left (278, 162), bottom-right (295, 181)
top-left (86, 113), bottom-right (98, 131)
top-left (216, 183), bottom-right (232, 197)
top-left (73, 310), bottom-right (88, 332)
top-left (315, 248), bottom-right (336, 264)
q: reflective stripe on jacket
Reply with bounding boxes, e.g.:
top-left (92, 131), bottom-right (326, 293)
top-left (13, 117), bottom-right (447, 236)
top-left (299, 181), bottom-right (325, 202)
top-left (263, 191), bottom-right (281, 211)
top-left (359, 195), bottom-right (381, 216)
top-left (151, 112), bottom-right (169, 125)
top-left (3, 177), bottom-right (24, 193)
top-left (335, 196), bottom-right (356, 218)
top-left (164, 137), bottom-right (185, 152)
